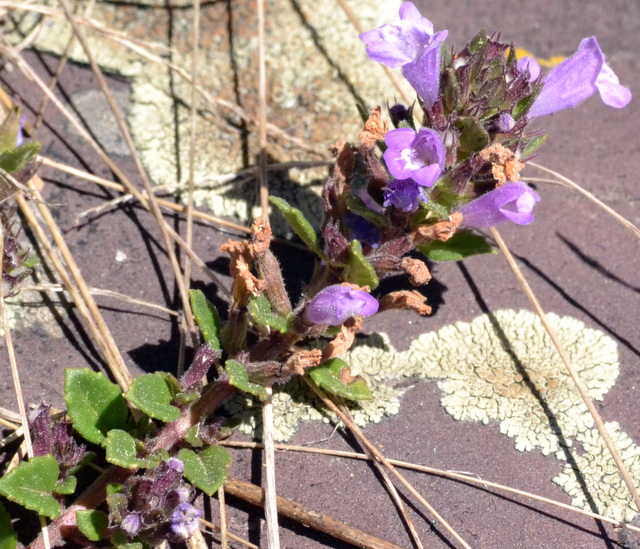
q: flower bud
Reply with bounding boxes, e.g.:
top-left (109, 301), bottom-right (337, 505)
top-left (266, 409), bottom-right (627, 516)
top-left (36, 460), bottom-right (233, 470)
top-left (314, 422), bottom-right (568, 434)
top-left (304, 285), bottom-right (379, 326)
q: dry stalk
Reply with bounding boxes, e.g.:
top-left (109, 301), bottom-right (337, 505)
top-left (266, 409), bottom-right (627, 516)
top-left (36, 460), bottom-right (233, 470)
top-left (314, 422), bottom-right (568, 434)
top-left (199, 516), bottom-right (256, 548)
top-left (33, 0), bottom-right (96, 129)
top-left (0, 227), bottom-right (51, 548)
top-left (490, 226), bottom-right (640, 516)
top-left (56, 0), bottom-right (198, 349)
top-left (224, 477), bottom-right (404, 549)
top-left (527, 161), bottom-right (640, 240)
top-left (304, 378), bottom-right (472, 549)
top-left (222, 440), bottom-right (640, 536)
top-left (17, 188), bottom-right (133, 389)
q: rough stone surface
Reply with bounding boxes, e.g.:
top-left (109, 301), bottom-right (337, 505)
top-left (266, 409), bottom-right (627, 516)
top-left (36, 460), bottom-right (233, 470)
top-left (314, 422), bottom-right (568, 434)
top-left (0, 0), bottom-right (639, 547)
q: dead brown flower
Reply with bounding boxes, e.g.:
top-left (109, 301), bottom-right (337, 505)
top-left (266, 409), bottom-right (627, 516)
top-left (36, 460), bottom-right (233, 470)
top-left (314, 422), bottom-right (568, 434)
top-left (479, 143), bottom-right (525, 185)
top-left (359, 107), bottom-right (388, 148)
top-left (401, 257), bottom-right (432, 286)
top-left (379, 290), bottom-right (432, 316)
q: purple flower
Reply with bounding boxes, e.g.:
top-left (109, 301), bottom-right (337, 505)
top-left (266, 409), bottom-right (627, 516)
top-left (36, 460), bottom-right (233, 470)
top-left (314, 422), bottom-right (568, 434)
top-left (169, 503), bottom-right (203, 541)
top-left (167, 457), bottom-right (184, 473)
top-left (360, 2), bottom-right (448, 104)
top-left (305, 285), bottom-right (379, 326)
top-left (383, 178), bottom-right (425, 211)
top-left (528, 37), bottom-right (631, 118)
top-left (517, 56), bottom-right (541, 81)
top-left (121, 513), bottom-right (141, 537)
top-left (384, 127), bottom-right (445, 187)
top-left (16, 115), bottom-right (26, 146)
top-left (457, 181), bottom-right (540, 227)
top-left (345, 212), bottom-right (382, 248)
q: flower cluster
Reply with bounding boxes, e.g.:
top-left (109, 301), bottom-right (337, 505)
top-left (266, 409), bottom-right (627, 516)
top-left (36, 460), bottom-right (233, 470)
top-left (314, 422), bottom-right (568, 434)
top-left (107, 458), bottom-right (200, 543)
top-left (359, 2), bottom-right (631, 225)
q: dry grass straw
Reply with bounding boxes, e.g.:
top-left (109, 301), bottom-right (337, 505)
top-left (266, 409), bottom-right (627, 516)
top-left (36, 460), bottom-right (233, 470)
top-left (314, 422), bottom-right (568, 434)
top-left (0, 0), bottom-right (638, 546)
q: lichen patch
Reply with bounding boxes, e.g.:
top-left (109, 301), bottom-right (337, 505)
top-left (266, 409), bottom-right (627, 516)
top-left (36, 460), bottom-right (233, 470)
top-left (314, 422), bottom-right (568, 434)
top-left (403, 310), bottom-right (619, 455)
top-left (554, 422), bottom-right (640, 522)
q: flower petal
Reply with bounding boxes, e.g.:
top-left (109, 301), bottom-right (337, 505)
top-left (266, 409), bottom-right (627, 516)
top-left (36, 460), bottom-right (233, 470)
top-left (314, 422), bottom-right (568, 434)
top-left (528, 37), bottom-right (603, 118)
top-left (596, 63), bottom-right (632, 108)
top-left (457, 182), bottom-right (540, 227)
top-left (304, 285), bottom-right (379, 326)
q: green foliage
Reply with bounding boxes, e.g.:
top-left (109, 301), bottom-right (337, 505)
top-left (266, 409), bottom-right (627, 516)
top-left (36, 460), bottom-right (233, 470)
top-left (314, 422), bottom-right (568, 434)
top-left (513, 90), bottom-right (541, 120)
top-left (308, 358), bottom-right (372, 401)
top-left (0, 502), bottom-right (16, 549)
top-left (125, 373), bottom-right (180, 423)
top-left (189, 289), bottom-right (221, 350)
top-left (454, 117), bottom-right (490, 155)
top-left (0, 142), bottom-right (40, 175)
top-left (178, 446), bottom-right (231, 496)
top-left (417, 231), bottom-right (495, 261)
top-left (346, 240), bottom-right (379, 289)
top-left (248, 294), bottom-right (290, 333)
top-left (110, 530), bottom-right (143, 549)
top-left (520, 134), bottom-right (548, 158)
top-left (64, 369), bottom-right (129, 445)
top-left (76, 509), bottom-right (109, 542)
top-left (269, 196), bottom-right (324, 258)
top-left (225, 360), bottom-right (269, 400)
top-left (54, 476), bottom-right (77, 495)
top-left (104, 430), bottom-right (156, 469)
top-left (0, 455), bottom-right (61, 519)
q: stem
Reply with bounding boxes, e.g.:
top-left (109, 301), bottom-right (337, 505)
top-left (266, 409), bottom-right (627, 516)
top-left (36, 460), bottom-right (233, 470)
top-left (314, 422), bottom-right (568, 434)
top-left (224, 477), bottom-right (404, 549)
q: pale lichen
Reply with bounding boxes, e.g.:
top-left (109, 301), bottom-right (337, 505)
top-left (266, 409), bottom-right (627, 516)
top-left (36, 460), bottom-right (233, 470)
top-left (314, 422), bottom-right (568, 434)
top-left (223, 334), bottom-right (404, 441)
top-left (0, 292), bottom-right (64, 340)
top-left (554, 422), bottom-right (640, 522)
top-left (9, 0), bottom-right (408, 231)
top-left (403, 310), bottom-right (619, 456)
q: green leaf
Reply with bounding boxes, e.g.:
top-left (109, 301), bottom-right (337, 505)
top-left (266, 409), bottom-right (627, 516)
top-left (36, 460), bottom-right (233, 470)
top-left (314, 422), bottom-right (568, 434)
top-left (454, 117), bottom-right (489, 154)
top-left (125, 373), bottom-right (180, 423)
top-left (225, 360), bottom-right (268, 401)
top-left (76, 509), bottom-right (109, 542)
top-left (513, 89), bottom-right (542, 120)
top-left (309, 358), bottom-right (372, 401)
top-left (520, 134), bottom-right (548, 158)
top-left (189, 289), bottom-right (221, 350)
top-left (248, 294), bottom-right (290, 333)
top-left (105, 430), bottom-right (155, 469)
top-left (0, 142), bottom-right (40, 174)
top-left (0, 501), bottom-right (17, 549)
top-left (106, 483), bottom-right (124, 496)
top-left (417, 231), bottom-right (496, 261)
top-left (0, 110), bottom-right (22, 153)
top-left (179, 446), bottom-right (231, 496)
top-left (184, 425), bottom-right (203, 448)
top-left (346, 240), bottom-right (379, 289)
top-left (269, 196), bottom-right (324, 257)
top-left (54, 475), bottom-right (77, 495)
top-left (0, 455), bottom-right (61, 518)
top-left (110, 530), bottom-right (142, 549)
top-left (64, 368), bottom-right (129, 445)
